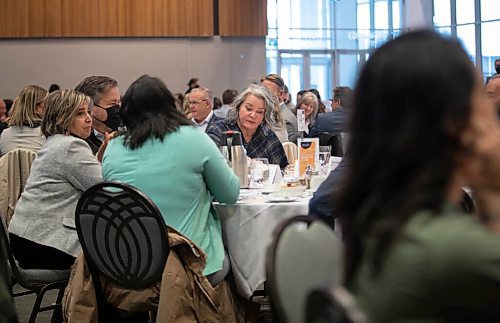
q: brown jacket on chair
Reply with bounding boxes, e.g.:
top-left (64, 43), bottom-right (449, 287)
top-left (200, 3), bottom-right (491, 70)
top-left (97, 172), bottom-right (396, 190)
top-left (0, 149), bottom-right (37, 227)
top-left (63, 227), bottom-right (259, 322)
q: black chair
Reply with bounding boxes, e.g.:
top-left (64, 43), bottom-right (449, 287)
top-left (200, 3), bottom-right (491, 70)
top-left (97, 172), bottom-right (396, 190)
top-left (0, 218), bottom-right (18, 323)
top-left (306, 285), bottom-right (368, 323)
top-left (315, 132), bottom-right (344, 157)
top-left (75, 181), bottom-right (170, 322)
top-left (0, 217), bottom-right (69, 323)
top-left (266, 216), bottom-right (343, 323)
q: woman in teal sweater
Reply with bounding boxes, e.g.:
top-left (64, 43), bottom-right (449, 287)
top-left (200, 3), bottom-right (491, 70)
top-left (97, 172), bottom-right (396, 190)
top-left (102, 75), bottom-right (240, 285)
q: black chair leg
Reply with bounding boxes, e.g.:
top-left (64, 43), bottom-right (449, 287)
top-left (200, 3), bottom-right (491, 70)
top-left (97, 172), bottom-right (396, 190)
top-left (28, 283), bottom-right (63, 323)
top-left (28, 291), bottom-right (45, 323)
top-left (50, 287), bottom-right (65, 323)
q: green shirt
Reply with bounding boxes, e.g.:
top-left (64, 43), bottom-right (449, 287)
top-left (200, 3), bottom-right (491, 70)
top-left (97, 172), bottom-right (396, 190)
top-left (352, 206), bottom-right (500, 323)
top-left (102, 126), bottom-right (240, 275)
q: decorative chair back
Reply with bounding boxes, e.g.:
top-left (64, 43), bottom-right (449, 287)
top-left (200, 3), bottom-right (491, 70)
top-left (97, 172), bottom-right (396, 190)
top-left (266, 215), bottom-right (343, 323)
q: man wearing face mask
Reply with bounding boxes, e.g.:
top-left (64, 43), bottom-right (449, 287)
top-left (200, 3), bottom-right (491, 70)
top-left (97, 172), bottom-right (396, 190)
top-left (75, 76), bottom-right (122, 154)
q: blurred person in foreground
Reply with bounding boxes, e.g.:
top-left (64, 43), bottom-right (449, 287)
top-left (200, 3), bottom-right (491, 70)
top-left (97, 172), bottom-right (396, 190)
top-left (337, 30), bottom-right (500, 323)
top-left (207, 84), bottom-right (288, 169)
top-left (0, 85), bottom-right (48, 156)
top-left (102, 75), bottom-right (239, 287)
top-left (8, 90), bottom-right (102, 270)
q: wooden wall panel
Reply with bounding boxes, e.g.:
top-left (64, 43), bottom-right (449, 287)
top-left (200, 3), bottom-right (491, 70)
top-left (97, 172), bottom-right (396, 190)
top-left (0, 0), bottom-right (213, 38)
top-left (61, 0), bottom-right (92, 36)
top-left (154, 0), bottom-right (213, 37)
top-left (0, 0), bottom-right (30, 37)
top-left (218, 0), bottom-right (267, 37)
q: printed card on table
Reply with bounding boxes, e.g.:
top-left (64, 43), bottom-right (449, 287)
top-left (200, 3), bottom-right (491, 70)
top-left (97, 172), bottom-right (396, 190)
top-left (297, 138), bottom-right (319, 176)
top-left (297, 109), bottom-right (306, 132)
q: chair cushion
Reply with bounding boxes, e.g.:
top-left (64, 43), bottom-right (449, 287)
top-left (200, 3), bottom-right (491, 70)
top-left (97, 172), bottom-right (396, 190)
top-left (18, 264), bottom-right (70, 286)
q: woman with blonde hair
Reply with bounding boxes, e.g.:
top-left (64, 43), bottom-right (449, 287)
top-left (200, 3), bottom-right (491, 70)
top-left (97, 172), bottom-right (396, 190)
top-left (207, 84), bottom-right (288, 169)
top-left (0, 85), bottom-right (48, 155)
top-left (295, 91), bottom-right (319, 138)
top-left (8, 89), bottom-right (102, 269)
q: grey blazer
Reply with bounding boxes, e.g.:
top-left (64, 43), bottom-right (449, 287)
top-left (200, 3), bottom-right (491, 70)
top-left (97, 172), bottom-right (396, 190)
top-left (8, 134), bottom-right (102, 257)
top-left (281, 105), bottom-right (299, 143)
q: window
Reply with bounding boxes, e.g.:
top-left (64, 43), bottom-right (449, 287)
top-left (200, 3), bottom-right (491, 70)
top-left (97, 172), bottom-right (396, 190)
top-left (267, 0), bottom-right (401, 103)
top-left (481, 0), bottom-right (500, 77)
top-left (433, 0), bottom-right (500, 80)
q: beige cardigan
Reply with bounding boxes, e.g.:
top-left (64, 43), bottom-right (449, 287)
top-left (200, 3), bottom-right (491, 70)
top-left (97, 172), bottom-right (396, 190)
top-left (0, 148), bottom-right (37, 226)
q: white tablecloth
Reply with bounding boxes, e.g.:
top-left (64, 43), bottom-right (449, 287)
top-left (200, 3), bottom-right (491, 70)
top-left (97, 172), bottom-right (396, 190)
top-left (215, 190), bottom-right (310, 298)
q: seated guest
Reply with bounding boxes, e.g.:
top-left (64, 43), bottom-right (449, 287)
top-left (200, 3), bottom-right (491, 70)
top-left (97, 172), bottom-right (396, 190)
top-left (486, 74), bottom-right (500, 112)
top-left (271, 102), bottom-right (289, 143)
top-left (188, 87), bottom-right (221, 132)
top-left (308, 88), bottom-right (326, 114)
top-left (308, 158), bottom-right (347, 227)
top-left (337, 31), bottom-right (500, 322)
top-left (48, 83), bottom-right (60, 93)
top-left (185, 77), bottom-right (200, 94)
top-left (8, 90), bottom-right (102, 269)
top-left (309, 86), bottom-right (353, 137)
top-left (0, 99), bottom-right (8, 135)
top-left (215, 88), bottom-right (238, 119)
top-left (182, 93), bottom-right (192, 119)
top-left (0, 85), bottom-right (48, 156)
top-left (261, 74), bottom-right (299, 143)
top-left (102, 75), bottom-right (239, 285)
top-left (207, 84), bottom-right (289, 169)
top-left (74, 76), bottom-right (122, 154)
top-left (296, 91), bottom-right (319, 139)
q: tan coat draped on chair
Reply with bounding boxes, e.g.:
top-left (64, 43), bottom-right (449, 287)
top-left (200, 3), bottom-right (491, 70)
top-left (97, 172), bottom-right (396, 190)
top-left (0, 149), bottom-right (37, 227)
top-left (63, 227), bottom-right (259, 323)
top-left (282, 142), bottom-right (298, 165)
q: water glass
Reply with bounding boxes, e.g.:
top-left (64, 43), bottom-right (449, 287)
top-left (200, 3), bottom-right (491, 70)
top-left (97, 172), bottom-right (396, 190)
top-left (318, 146), bottom-right (331, 175)
top-left (250, 158), bottom-right (270, 189)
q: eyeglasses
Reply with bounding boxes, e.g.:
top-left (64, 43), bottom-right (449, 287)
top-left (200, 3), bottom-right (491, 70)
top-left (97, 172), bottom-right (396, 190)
top-left (188, 99), bottom-right (209, 106)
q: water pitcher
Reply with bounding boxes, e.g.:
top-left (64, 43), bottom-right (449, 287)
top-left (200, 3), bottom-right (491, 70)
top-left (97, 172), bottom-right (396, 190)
top-left (220, 130), bottom-right (248, 188)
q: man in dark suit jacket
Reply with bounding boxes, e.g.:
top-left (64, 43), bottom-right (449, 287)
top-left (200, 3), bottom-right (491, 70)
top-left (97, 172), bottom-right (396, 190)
top-left (189, 87), bottom-right (221, 132)
top-left (309, 86), bottom-right (353, 137)
top-left (308, 158), bottom-right (348, 228)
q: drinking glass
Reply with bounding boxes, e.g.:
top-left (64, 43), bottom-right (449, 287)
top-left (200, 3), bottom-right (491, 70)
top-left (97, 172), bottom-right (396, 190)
top-left (318, 146), bottom-right (331, 176)
top-left (249, 158), bottom-right (270, 189)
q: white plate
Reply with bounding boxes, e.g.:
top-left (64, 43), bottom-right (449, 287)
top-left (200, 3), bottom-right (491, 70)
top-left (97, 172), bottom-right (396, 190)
top-left (305, 189), bottom-right (316, 195)
top-left (266, 196), bottom-right (299, 203)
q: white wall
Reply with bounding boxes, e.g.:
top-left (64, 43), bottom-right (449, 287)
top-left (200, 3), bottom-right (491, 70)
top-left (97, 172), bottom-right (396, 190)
top-left (0, 36), bottom-right (266, 99)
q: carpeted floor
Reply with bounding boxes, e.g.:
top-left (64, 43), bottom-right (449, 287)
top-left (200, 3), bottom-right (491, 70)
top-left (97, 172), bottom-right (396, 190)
top-left (12, 285), bottom-right (59, 323)
top-left (12, 285), bottom-right (276, 323)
